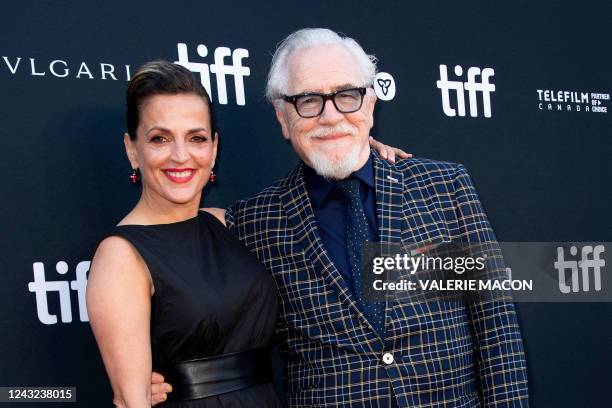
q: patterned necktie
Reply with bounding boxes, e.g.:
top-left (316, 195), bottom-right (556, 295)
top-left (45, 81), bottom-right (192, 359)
top-left (336, 178), bottom-right (385, 336)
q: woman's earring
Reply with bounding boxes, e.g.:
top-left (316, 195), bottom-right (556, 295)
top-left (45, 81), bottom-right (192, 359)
top-left (209, 171), bottom-right (216, 183)
top-left (130, 168), bottom-right (140, 184)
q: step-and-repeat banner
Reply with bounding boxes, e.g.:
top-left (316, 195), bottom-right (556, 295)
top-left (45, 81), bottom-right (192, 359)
top-left (1, 1), bottom-right (610, 406)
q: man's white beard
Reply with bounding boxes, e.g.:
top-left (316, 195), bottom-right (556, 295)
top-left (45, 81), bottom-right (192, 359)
top-left (304, 124), bottom-right (363, 181)
top-left (308, 144), bottom-right (361, 180)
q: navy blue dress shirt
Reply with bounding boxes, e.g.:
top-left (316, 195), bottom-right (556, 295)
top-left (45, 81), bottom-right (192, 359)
top-left (303, 155), bottom-right (379, 295)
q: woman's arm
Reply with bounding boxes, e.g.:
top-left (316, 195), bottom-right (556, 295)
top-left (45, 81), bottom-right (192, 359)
top-left (369, 136), bottom-right (412, 162)
top-left (86, 236), bottom-right (154, 408)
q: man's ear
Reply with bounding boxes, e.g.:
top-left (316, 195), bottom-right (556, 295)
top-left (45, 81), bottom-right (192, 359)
top-left (274, 103), bottom-right (291, 141)
top-left (123, 133), bottom-right (139, 169)
top-left (364, 90), bottom-right (377, 129)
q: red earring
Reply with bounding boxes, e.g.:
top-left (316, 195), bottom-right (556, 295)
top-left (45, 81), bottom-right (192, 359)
top-left (130, 168), bottom-right (140, 184)
top-left (209, 171), bottom-right (216, 183)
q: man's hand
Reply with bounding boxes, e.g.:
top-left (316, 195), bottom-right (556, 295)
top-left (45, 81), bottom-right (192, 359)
top-left (369, 136), bottom-right (412, 163)
top-left (151, 372), bottom-right (172, 406)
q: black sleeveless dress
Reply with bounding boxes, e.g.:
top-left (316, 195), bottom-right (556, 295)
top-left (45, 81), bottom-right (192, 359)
top-left (109, 210), bottom-right (283, 407)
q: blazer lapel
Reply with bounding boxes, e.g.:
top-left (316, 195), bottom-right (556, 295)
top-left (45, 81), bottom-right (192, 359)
top-left (279, 163), bottom-right (383, 347)
top-left (373, 151), bottom-right (405, 244)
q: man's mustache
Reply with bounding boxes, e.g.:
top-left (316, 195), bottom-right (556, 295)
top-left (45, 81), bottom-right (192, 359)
top-left (305, 123), bottom-right (358, 140)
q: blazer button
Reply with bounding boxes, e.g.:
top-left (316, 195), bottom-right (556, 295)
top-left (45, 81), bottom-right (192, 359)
top-left (382, 352), bottom-right (394, 365)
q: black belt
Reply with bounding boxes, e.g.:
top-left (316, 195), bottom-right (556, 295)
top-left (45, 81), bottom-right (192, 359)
top-left (160, 346), bottom-right (273, 401)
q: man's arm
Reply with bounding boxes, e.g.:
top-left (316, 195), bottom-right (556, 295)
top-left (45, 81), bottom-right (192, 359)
top-left (453, 165), bottom-right (529, 407)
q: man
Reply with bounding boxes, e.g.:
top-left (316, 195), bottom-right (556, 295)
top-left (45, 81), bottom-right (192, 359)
top-left (154, 28), bottom-right (529, 407)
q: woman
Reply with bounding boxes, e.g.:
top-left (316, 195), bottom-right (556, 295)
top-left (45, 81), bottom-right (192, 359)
top-left (87, 60), bottom-right (283, 407)
top-left (87, 60), bottom-right (408, 407)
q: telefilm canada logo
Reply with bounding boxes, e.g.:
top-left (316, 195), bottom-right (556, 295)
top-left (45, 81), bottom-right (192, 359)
top-left (436, 64), bottom-right (495, 118)
top-left (536, 89), bottom-right (609, 113)
top-left (1, 41), bottom-right (250, 105)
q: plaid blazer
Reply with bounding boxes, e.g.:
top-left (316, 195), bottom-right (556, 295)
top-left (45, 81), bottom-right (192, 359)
top-left (226, 151), bottom-right (529, 407)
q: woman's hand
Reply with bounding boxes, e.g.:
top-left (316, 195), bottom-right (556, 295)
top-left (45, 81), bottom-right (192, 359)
top-left (369, 136), bottom-right (412, 163)
top-left (151, 372), bottom-right (172, 405)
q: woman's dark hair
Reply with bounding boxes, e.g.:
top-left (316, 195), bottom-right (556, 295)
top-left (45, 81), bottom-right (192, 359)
top-left (126, 60), bottom-right (215, 140)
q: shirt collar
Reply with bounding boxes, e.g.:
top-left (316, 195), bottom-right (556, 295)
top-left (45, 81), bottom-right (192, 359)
top-left (303, 153), bottom-right (375, 207)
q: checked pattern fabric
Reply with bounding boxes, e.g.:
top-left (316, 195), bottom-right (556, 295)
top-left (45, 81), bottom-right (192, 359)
top-left (226, 151), bottom-right (529, 408)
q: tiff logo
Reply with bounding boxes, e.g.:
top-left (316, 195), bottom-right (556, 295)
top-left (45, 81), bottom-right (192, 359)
top-left (175, 42), bottom-right (250, 105)
top-left (436, 64), bottom-right (495, 118)
top-left (28, 261), bottom-right (90, 325)
top-left (554, 245), bottom-right (605, 293)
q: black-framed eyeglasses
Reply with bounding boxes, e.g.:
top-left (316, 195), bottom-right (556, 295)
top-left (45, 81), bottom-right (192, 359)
top-left (282, 87), bottom-right (368, 118)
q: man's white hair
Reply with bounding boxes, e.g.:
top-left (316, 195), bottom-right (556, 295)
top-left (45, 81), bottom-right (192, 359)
top-left (265, 28), bottom-right (377, 103)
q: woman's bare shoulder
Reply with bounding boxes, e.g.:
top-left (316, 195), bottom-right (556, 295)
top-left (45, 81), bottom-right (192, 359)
top-left (89, 235), bottom-right (152, 293)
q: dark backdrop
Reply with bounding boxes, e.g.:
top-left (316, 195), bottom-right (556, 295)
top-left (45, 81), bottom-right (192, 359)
top-left (1, 1), bottom-right (610, 407)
